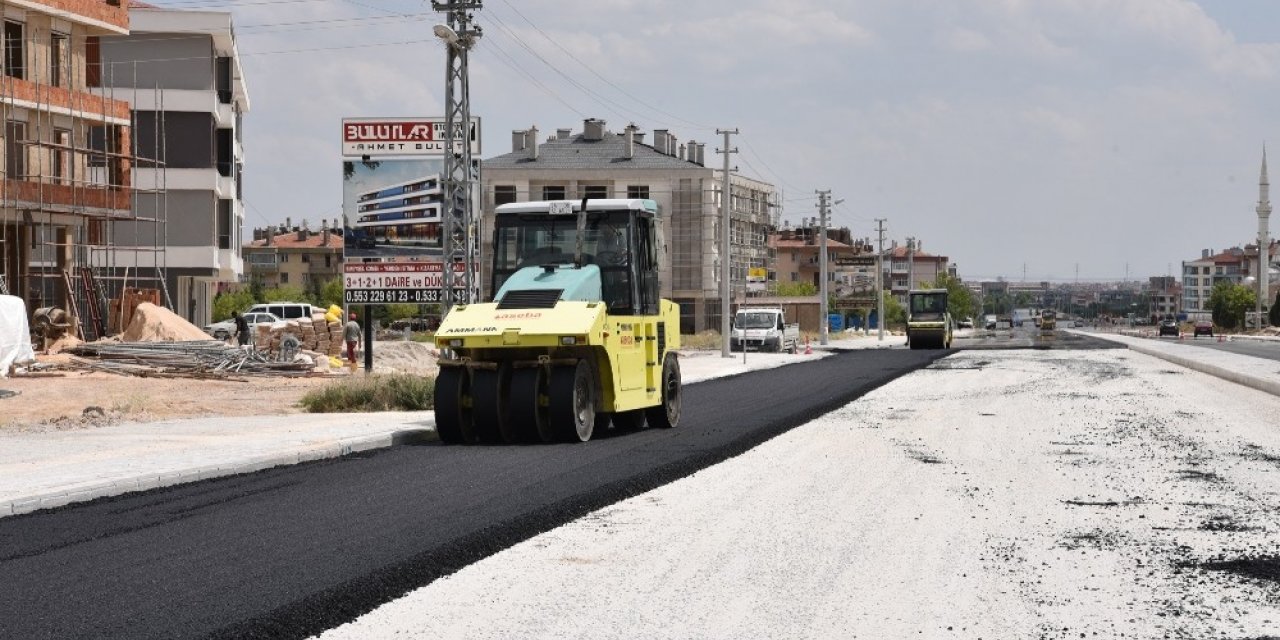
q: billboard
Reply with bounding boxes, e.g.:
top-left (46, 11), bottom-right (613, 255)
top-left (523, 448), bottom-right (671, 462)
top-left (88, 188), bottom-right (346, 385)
top-left (342, 117), bottom-right (481, 157)
top-left (342, 158), bottom-right (445, 260)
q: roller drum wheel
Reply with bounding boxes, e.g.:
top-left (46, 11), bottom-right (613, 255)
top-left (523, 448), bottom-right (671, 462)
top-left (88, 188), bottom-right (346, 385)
top-left (645, 353), bottom-right (681, 429)
top-left (549, 360), bottom-right (596, 443)
top-left (434, 367), bottom-right (472, 444)
top-left (509, 367), bottom-right (551, 443)
top-left (471, 365), bottom-right (510, 444)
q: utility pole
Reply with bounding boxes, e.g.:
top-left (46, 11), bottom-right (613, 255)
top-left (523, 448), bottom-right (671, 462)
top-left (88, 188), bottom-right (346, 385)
top-left (817, 190), bottom-right (831, 345)
top-left (907, 237), bottom-right (916, 291)
top-left (875, 218), bottom-right (887, 341)
top-left (433, 1), bottom-right (482, 316)
top-left (716, 128), bottom-right (738, 358)
top-left (1257, 146), bottom-right (1271, 326)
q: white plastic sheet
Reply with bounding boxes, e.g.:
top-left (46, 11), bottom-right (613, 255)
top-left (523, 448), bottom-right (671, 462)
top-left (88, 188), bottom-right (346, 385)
top-left (0, 295), bottom-right (35, 377)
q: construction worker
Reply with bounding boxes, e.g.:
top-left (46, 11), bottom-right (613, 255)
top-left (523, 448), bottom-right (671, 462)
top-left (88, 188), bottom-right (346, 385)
top-left (344, 312), bottom-right (361, 364)
top-left (232, 310), bottom-right (251, 349)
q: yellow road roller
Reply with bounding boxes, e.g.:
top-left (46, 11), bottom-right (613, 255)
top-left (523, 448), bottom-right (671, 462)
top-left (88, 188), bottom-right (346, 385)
top-left (434, 198), bottom-right (681, 443)
top-left (906, 288), bottom-right (953, 349)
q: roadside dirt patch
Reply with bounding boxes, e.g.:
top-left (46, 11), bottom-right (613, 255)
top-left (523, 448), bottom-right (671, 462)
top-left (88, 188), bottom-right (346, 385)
top-left (1191, 556), bottom-right (1280, 585)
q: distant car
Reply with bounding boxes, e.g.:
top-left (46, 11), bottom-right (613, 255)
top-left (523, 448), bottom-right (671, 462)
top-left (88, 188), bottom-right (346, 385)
top-left (205, 311), bottom-right (280, 341)
top-left (1073, 319), bottom-right (1084, 328)
top-left (996, 316), bottom-right (1013, 331)
top-left (1193, 320), bottom-right (1214, 337)
top-left (1158, 319), bottom-right (1179, 337)
top-left (958, 317), bottom-right (974, 329)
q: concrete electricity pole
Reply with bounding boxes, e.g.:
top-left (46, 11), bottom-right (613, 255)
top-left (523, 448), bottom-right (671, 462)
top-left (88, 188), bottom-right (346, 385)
top-left (816, 190), bottom-right (831, 346)
top-left (906, 237), bottom-right (916, 291)
top-left (1258, 147), bottom-right (1271, 324)
top-left (875, 218), bottom-right (886, 341)
top-left (433, 0), bottom-right (482, 315)
top-left (716, 128), bottom-right (738, 358)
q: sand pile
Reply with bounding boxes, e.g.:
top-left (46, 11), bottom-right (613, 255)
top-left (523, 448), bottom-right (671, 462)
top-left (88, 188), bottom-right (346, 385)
top-left (121, 303), bottom-right (211, 342)
top-left (370, 341), bottom-right (439, 375)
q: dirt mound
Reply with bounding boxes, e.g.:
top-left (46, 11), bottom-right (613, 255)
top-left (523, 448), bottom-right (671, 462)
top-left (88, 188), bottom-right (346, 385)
top-left (371, 340), bottom-right (439, 375)
top-left (121, 303), bottom-right (211, 342)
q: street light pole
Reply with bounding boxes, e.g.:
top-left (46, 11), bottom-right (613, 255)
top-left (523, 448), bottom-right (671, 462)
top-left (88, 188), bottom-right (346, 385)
top-left (875, 218), bottom-right (886, 341)
top-left (817, 190), bottom-right (830, 346)
top-left (433, 1), bottom-right (482, 317)
top-left (716, 128), bottom-right (738, 358)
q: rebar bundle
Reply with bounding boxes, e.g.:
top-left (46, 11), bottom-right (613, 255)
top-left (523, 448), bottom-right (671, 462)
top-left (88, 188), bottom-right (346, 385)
top-left (65, 341), bottom-right (315, 379)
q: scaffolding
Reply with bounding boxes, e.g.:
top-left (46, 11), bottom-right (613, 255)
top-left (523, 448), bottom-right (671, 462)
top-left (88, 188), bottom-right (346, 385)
top-left (0, 16), bottom-right (170, 340)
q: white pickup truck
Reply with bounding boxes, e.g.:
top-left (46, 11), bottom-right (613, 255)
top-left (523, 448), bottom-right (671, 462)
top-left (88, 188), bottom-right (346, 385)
top-left (731, 307), bottom-right (801, 353)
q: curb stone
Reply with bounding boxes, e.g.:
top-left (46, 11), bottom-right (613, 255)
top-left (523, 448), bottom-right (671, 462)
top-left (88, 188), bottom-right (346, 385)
top-left (1089, 333), bottom-right (1280, 399)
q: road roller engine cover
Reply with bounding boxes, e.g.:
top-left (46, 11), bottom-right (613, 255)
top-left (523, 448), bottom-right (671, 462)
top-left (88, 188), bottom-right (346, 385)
top-left (435, 198), bottom-right (682, 444)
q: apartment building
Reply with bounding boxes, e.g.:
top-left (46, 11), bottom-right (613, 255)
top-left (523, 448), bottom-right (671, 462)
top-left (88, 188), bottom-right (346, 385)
top-left (1181, 248), bottom-right (1246, 312)
top-left (243, 219), bottom-right (343, 292)
top-left (482, 119), bottom-right (780, 334)
top-left (770, 225), bottom-right (869, 290)
top-left (885, 241), bottom-right (952, 303)
top-left (95, 3), bottom-right (249, 326)
top-left (0, 0), bottom-right (132, 320)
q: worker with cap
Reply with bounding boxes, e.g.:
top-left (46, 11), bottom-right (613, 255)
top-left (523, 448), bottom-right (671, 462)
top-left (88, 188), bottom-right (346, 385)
top-left (344, 311), bottom-right (361, 365)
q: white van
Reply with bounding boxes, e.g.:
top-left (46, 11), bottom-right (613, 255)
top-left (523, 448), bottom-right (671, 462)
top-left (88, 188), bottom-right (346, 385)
top-left (246, 302), bottom-right (316, 320)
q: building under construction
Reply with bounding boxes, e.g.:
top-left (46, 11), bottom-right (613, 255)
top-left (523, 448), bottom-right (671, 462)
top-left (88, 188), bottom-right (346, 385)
top-left (0, 0), bottom-right (248, 338)
top-left (0, 0), bottom-right (137, 339)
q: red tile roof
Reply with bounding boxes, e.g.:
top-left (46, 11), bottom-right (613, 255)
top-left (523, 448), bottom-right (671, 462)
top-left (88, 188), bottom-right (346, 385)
top-left (246, 233), bottom-right (343, 250)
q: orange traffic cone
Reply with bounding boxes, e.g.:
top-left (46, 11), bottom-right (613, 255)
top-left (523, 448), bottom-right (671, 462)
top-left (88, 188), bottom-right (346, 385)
top-left (804, 337), bottom-right (813, 355)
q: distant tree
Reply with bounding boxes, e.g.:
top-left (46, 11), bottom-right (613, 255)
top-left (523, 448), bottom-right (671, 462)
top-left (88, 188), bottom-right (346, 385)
top-left (1209, 281), bottom-right (1255, 330)
top-left (248, 275), bottom-right (265, 304)
top-left (1271, 292), bottom-right (1280, 327)
top-left (932, 274), bottom-right (976, 320)
top-left (211, 289), bottom-right (254, 322)
top-left (882, 291), bottom-right (906, 330)
top-left (775, 281), bottom-right (817, 297)
top-left (385, 303), bottom-right (419, 321)
top-left (318, 277), bottom-right (344, 310)
top-left (261, 284), bottom-right (310, 306)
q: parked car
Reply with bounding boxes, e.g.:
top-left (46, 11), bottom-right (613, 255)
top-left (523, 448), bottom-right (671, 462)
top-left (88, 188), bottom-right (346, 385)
top-left (1193, 320), bottom-right (1214, 337)
top-left (1158, 318), bottom-right (1179, 337)
top-left (204, 311), bottom-right (280, 341)
top-left (996, 316), bottom-right (1013, 331)
top-left (246, 302), bottom-right (316, 320)
top-left (958, 317), bottom-right (974, 329)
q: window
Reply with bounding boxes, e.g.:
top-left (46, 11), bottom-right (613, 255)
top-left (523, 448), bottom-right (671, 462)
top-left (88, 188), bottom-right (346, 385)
top-left (52, 128), bottom-right (70, 184)
top-left (494, 185), bottom-right (517, 206)
top-left (281, 253), bottom-right (289, 263)
top-left (215, 57), bottom-right (232, 104)
top-left (85, 36), bottom-right (100, 87)
top-left (6, 120), bottom-right (26, 181)
top-left (541, 185), bottom-right (565, 200)
top-left (302, 254), bottom-right (311, 263)
top-left (216, 199), bottom-right (232, 250)
top-left (216, 128), bottom-right (233, 177)
top-left (50, 32), bottom-right (67, 87)
top-left (4, 21), bottom-right (23, 80)
top-left (281, 272), bottom-right (289, 284)
top-left (627, 185), bottom-right (649, 199)
top-left (324, 255), bottom-right (331, 268)
top-left (582, 185), bottom-right (607, 199)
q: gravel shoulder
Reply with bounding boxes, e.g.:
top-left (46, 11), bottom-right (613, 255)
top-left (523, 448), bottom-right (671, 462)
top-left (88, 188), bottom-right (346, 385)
top-left (316, 349), bottom-right (1280, 639)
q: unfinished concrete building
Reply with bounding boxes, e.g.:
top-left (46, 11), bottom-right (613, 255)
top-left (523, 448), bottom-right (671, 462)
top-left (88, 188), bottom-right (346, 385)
top-left (0, 0), bottom-right (135, 337)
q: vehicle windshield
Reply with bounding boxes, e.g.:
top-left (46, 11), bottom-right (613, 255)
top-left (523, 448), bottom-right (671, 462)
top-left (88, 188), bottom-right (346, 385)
top-left (910, 293), bottom-right (947, 314)
top-left (492, 210), bottom-right (630, 272)
top-left (736, 312), bottom-right (776, 329)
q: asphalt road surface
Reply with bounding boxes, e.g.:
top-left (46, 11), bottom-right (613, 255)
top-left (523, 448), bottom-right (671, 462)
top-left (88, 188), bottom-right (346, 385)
top-left (320, 348), bottom-right (1280, 639)
top-left (952, 325), bottom-right (1122, 350)
top-left (0, 349), bottom-right (943, 640)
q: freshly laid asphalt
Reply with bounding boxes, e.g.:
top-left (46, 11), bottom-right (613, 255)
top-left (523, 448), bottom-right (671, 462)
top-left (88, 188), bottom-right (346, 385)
top-left (0, 348), bottom-right (943, 640)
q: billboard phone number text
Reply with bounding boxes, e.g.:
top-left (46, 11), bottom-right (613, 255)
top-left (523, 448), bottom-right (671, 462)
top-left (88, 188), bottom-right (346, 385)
top-left (345, 289), bottom-right (466, 304)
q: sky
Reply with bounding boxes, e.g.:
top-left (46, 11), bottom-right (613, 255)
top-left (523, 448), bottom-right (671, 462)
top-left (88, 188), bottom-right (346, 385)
top-left (143, 0), bottom-right (1280, 282)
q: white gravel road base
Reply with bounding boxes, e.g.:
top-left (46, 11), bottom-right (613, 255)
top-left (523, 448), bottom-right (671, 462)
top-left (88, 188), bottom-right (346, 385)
top-left (315, 349), bottom-right (1280, 639)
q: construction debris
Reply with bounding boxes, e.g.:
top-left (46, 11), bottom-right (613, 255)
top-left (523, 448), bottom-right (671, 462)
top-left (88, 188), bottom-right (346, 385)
top-left (64, 340), bottom-right (316, 379)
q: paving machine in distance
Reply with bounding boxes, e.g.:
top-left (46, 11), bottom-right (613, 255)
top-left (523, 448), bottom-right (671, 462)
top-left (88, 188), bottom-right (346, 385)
top-left (906, 288), bottom-right (953, 349)
top-left (434, 198), bottom-right (682, 444)
top-left (1040, 309), bottom-right (1057, 336)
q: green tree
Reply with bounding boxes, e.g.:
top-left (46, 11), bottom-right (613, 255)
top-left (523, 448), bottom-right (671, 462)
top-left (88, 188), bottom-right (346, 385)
top-left (1271, 292), bottom-right (1280, 327)
top-left (1208, 281), bottom-right (1256, 330)
top-left (248, 275), bottom-right (265, 304)
top-left (261, 284), bottom-right (310, 306)
top-left (318, 277), bottom-right (344, 310)
top-left (211, 289), bottom-right (255, 322)
top-left (882, 291), bottom-right (906, 330)
top-left (932, 274), bottom-right (976, 321)
top-left (384, 303), bottom-right (419, 321)
top-left (775, 281), bottom-right (817, 297)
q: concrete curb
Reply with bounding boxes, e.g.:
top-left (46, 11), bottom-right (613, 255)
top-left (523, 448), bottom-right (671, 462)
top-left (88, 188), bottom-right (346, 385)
top-left (0, 428), bottom-right (434, 519)
top-left (1088, 333), bottom-right (1280, 399)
